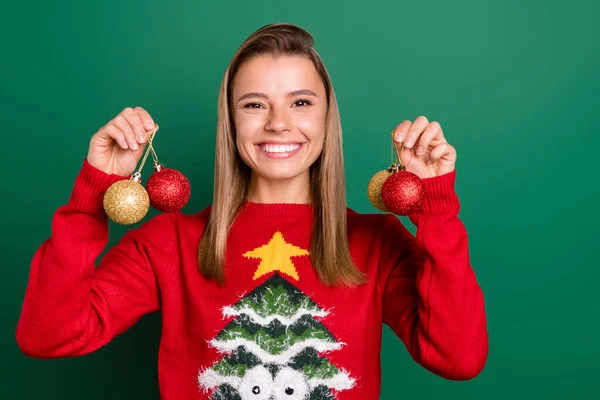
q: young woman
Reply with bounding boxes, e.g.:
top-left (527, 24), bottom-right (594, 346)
top-left (16, 23), bottom-right (488, 399)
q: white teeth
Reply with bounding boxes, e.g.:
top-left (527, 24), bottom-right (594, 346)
top-left (260, 144), bottom-right (301, 153)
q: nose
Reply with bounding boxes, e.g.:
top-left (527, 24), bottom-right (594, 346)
top-left (265, 104), bottom-right (292, 133)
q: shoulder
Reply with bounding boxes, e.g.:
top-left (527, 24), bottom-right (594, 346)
top-left (346, 207), bottom-right (391, 229)
top-left (346, 207), bottom-right (413, 241)
top-left (169, 204), bottom-right (212, 238)
top-left (129, 204), bottom-right (212, 240)
top-left (177, 204), bottom-right (212, 224)
top-left (127, 210), bottom-right (179, 248)
top-left (345, 207), bottom-right (396, 239)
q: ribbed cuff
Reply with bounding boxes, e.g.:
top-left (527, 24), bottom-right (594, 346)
top-left (409, 169), bottom-right (460, 224)
top-left (68, 158), bottom-right (127, 215)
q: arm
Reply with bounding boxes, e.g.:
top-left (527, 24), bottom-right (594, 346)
top-left (379, 169), bottom-right (488, 380)
top-left (15, 158), bottom-right (177, 358)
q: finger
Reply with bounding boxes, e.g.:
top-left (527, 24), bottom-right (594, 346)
top-left (104, 124), bottom-right (130, 150)
top-left (392, 120), bottom-right (412, 143)
top-left (134, 106), bottom-right (156, 132)
top-left (113, 114), bottom-right (139, 151)
top-left (429, 142), bottom-right (456, 163)
top-left (404, 116), bottom-right (429, 149)
top-left (123, 107), bottom-right (147, 144)
top-left (415, 121), bottom-right (444, 157)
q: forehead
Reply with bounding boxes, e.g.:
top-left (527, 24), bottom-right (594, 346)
top-left (232, 54), bottom-right (323, 94)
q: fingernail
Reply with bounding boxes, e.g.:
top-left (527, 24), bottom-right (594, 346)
top-left (137, 133), bottom-right (146, 143)
top-left (404, 137), bottom-right (413, 147)
top-left (130, 140), bottom-right (139, 150)
top-left (145, 121), bottom-right (154, 129)
top-left (416, 146), bottom-right (424, 156)
top-left (394, 132), bottom-right (404, 142)
top-left (121, 139), bottom-right (129, 149)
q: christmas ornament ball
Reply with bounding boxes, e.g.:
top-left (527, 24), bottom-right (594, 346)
top-left (367, 169), bottom-right (391, 212)
top-left (146, 166), bottom-right (191, 212)
top-left (103, 179), bottom-right (150, 225)
top-left (381, 170), bottom-right (426, 215)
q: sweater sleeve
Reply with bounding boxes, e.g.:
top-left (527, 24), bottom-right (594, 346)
top-left (15, 158), bottom-right (177, 359)
top-left (378, 169), bottom-right (488, 380)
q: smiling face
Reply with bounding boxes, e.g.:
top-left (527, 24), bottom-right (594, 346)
top-left (231, 54), bottom-right (327, 197)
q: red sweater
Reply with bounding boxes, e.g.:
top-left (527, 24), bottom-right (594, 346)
top-left (16, 158), bottom-right (488, 399)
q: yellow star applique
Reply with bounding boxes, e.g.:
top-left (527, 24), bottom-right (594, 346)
top-left (243, 231), bottom-right (309, 281)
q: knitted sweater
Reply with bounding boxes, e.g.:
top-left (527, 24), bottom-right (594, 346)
top-left (16, 158), bottom-right (488, 399)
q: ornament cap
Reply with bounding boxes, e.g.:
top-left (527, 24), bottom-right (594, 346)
top-left (130, 172), bottom-right (142, 183)
top-left (387, 162), bottom-right (405, 173)
top-left (154, 162), bottom-right (164, 172)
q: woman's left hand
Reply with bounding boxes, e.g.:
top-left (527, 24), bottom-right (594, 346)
top-left (392, 116), bottom-right (456, 179)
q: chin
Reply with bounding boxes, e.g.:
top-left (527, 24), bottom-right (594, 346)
top-left (257, 168), bottom-right (305, 181)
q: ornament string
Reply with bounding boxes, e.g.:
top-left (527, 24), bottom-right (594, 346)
top-left (136, 124), bottom-right (160, 175)
top-left (391, 130), bottom-right (411, 169)
top-left (391, 133), bottom-right (397, 165)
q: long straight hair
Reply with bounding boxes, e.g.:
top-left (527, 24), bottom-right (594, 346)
top-left (197, 23), bottom-right (367, 287)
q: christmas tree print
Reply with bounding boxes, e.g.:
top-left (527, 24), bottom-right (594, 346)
top-left (198, 231), bottom-right (356, 399)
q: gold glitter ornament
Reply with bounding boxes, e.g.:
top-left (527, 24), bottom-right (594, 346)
top-left (103, 172), bottom-right (150, 225)
top-left (367, 168), bottom-right (392, 212)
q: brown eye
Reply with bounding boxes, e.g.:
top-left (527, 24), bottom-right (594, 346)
top-left (293, 99), bottom-right (311, 107)
top-left (244, 103), bottom-right (263, 109)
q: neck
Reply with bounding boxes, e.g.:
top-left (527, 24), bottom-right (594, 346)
top-left (246, 171), bottom-right (311, 204)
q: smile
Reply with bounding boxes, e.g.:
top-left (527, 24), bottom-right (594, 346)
top-left (256, 143), bottom-right (304, 159)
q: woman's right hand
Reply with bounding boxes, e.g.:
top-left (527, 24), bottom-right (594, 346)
top-left (87, 106), bottom-right (157, 177)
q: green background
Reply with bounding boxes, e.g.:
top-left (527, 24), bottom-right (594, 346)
top-left (2, 0), bottom-right (598, 398)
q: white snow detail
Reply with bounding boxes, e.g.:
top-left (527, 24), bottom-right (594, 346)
top-left (198, 367), bottom-right (356, 392)
top-left (197, 367), bottom-right (241, 391)
top-left (222, 305), bottom-right (329, 326)
top-left (209, 337), bottom-right (344, 365)
top-left (308, 370), bottom-right (356, 391)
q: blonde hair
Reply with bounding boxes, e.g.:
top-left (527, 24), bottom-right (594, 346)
top-left (197, 23), bottom-right (367, 287)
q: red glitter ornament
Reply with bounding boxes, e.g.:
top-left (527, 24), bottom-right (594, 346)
top-left (146, 163), bottom-right (191, 212)
top-left (381, 166), bottom-right (426, 216)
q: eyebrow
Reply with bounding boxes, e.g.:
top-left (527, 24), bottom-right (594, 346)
top-left (237, 89), bottom-right (318, 103)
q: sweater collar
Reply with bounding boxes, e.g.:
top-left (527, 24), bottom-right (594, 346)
top-left (238, 200), bottom-right (314, 217)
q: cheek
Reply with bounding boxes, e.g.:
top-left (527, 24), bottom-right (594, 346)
top-left (297, 113), bottom-right (325, 147)
top-left (234, 113), bottom-right (260, 153)
top-left (236, 136), bottom-right (254, 167)
top-left (235, 110), bottom-right (264, 132)
top-left (234, 131), bottom-right (254, 166)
